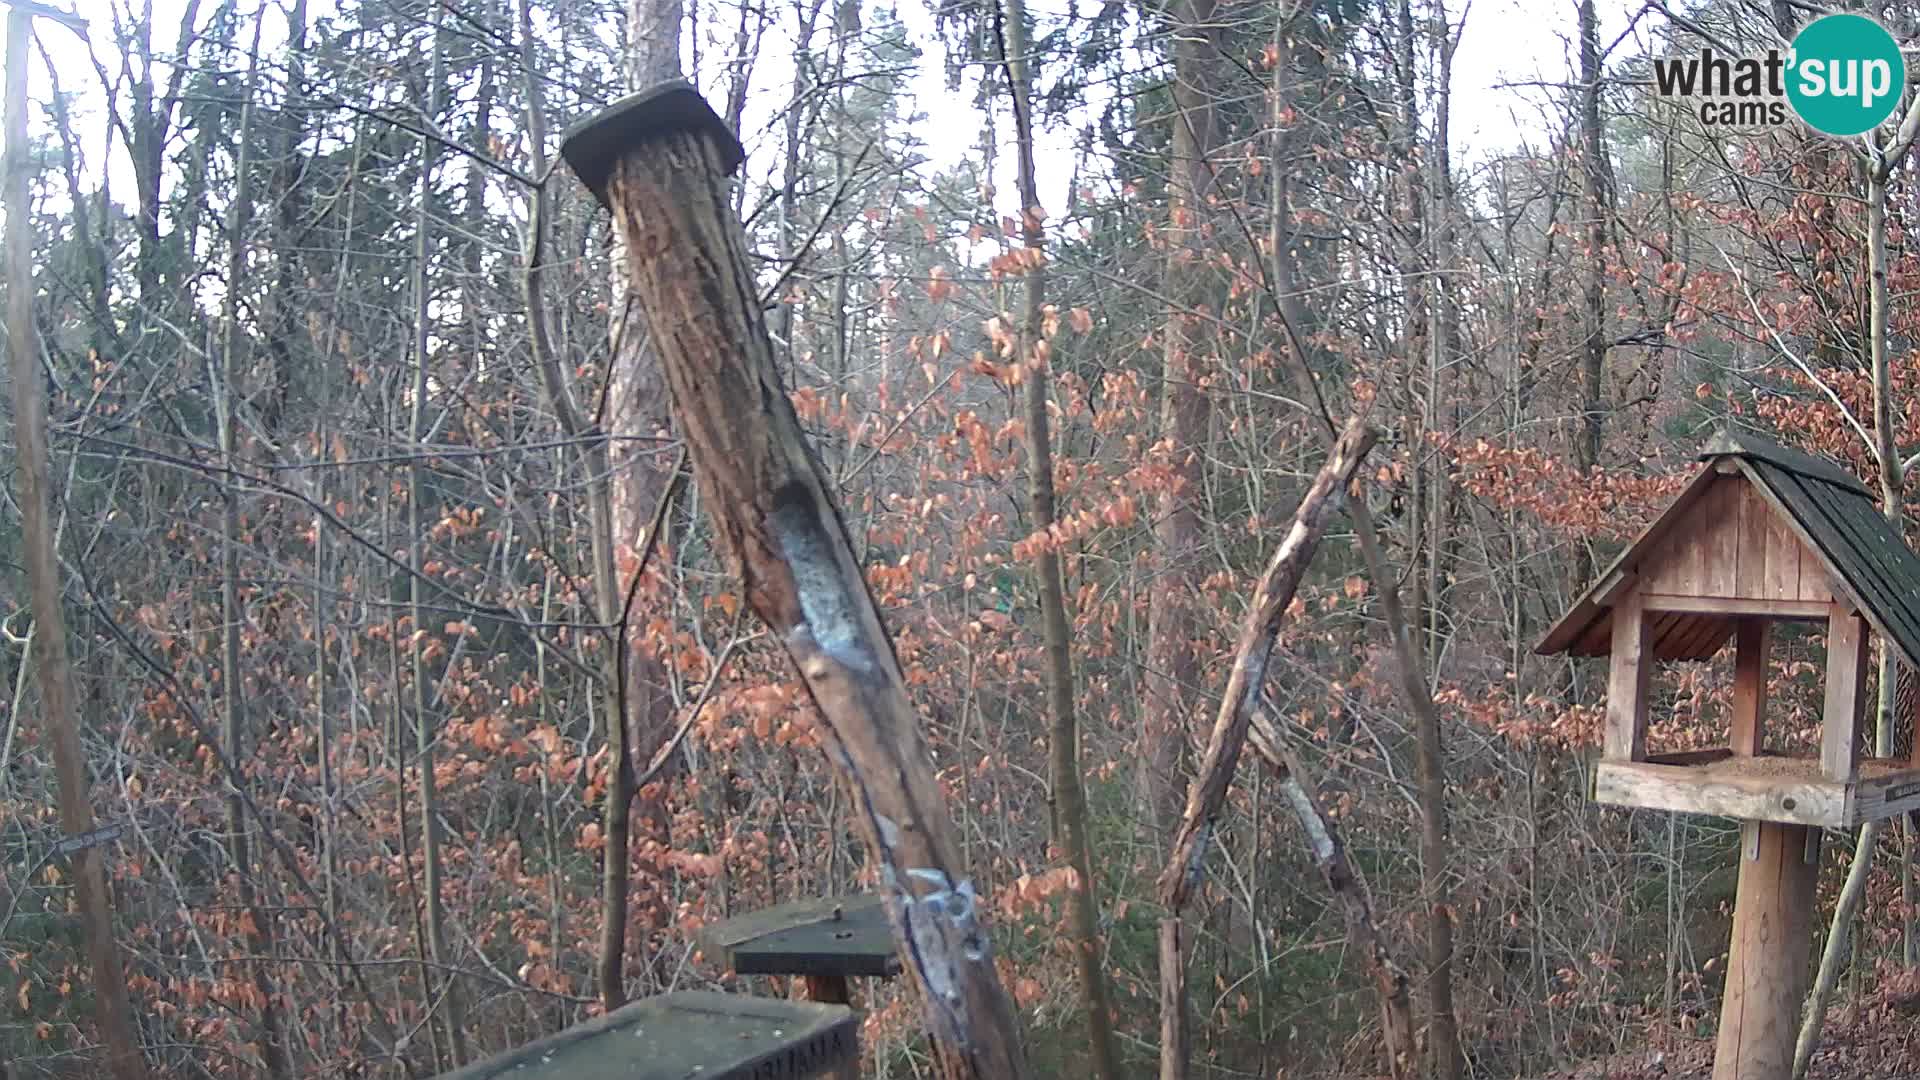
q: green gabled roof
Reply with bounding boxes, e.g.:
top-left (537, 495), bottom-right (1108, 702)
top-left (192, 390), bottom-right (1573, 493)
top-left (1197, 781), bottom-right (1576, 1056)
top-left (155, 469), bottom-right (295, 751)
top-left (1696, 427), bottom-right (1872, 497)
top-left (1537, 428), bottom-right (1920, 673)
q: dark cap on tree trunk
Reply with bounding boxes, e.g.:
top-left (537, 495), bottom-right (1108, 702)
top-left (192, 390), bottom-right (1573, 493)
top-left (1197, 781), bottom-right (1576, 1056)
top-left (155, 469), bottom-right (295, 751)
top-left (559, 80), bottom-right (746, 208)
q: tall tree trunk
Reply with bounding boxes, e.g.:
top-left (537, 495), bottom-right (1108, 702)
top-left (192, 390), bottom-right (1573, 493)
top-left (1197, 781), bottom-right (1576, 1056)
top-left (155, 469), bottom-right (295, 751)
top-left (1391, 0), bottom-right (1430, 639)
top-left (311, 112), bottom-right (364, 1060)
top-left (524, 0), bottom-right (680, 1007)
top-left (257, 0), bottom-right (308, 438)
top-left (1265, 17), bottom-right (1417, 1074)
top-left (1264, 123), bottom-right (1463, 1080)
top-left (313, 402), bottom-right (349, 1057)
top-left (1352, 495), bottom-right (1462, 1080)
top-left (612, 0), bottom-right (687, 991)
top-left (408, 4), bottom-right (468, 1064)
top-left (996, 2), bottom-right (1121, 1076)
top-left (587, 0), bottom-right (695, 999)
top-left (1381, 7), bottom-right (1463, 1075)
top-left (1141, 0), bottom-right (1219, 847)
top-left (1424, 0), bottom-right (1462, 668)
top-left (5, 11), bottom-right (149, 1079)
top-left (1574, 0), bottom-right (1610, 589)
top-left (214, 22), bottom-right (289, 1078)
top-left (772, 0), bottom-right (826, 374)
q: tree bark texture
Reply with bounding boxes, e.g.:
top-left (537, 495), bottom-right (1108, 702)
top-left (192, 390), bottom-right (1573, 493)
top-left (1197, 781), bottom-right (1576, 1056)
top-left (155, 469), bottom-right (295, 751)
top-left (4, 10), bottom-right (149, 1078)
top-left (1575, 0), bottom-right (1610, 481)
top-left (596, 124), bottom-right (1031, 1080)
top-left (609, 0), bottom-right (688, 995)
top-left (1141, 0), bottom-right (1221, 841)
top-left (1350, 495), bottom-right (1463, 1080)
top-left (519, 0), bottom-right (668, 1008)
top-left (1156, 415), bottom-right (1379, 1080)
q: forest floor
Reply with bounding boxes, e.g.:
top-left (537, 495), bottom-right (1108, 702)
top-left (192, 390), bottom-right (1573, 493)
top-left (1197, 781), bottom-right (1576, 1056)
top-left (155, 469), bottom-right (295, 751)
top-left (1528, 979), bottom-right (1920, 1079)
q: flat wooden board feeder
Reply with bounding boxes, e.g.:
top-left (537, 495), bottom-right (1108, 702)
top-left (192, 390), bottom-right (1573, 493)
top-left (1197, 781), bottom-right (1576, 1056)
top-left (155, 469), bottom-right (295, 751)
top-left (699, 895), bottom-right (902, 1006)
top-left (436, 990), bottom-right (856, 1080)
top-left (1538, 427), bottom-right (1920, 1080)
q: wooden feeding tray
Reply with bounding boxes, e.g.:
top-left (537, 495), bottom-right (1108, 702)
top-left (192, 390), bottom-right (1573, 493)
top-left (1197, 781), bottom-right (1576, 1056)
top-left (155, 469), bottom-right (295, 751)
top-left (699, 894), bottom-right (901, 1002)
top-left (1595, 748), bottom-right (1920, 827)
top-left (438, 990), bottom-right (856, 1080)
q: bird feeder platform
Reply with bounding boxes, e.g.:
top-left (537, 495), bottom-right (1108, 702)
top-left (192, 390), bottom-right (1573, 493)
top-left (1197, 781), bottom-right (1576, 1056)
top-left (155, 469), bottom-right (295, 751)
top-left (1539, 428), bottom-right (1920, 1080)
top-left (437, 990), bottom-right (856, 1080)
top-left (699, 894), bottom-right (901, 1004)
top-left (1595, 748), bottom-right (1920, 827)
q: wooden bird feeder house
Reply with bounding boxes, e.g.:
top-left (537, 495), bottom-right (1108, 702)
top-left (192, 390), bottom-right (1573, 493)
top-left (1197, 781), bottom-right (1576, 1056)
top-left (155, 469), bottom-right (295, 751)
top-left (1539, 428), bottom-right (1920, 1080)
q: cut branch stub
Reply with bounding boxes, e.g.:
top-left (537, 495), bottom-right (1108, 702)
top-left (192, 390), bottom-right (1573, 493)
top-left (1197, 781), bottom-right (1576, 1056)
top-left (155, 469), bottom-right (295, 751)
top-left (560, 84), bottom-right (1030, 1080)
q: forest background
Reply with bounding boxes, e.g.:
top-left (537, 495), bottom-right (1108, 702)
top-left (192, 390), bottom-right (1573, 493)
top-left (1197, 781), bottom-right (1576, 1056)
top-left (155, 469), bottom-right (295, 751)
top-left (5, 0), bottom-right (1920, 1077)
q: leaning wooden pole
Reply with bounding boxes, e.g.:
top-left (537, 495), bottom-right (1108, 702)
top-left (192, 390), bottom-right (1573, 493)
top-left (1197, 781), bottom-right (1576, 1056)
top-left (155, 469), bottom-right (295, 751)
top-left (4, 8), bottom-right (148, 1079)
top-left (1245, 714), bottom-right (1416, 1077)
top-left (560, 83), bottom-right (1031, 1080)
top-left (1155, 415), bottom-right (1378, 1080)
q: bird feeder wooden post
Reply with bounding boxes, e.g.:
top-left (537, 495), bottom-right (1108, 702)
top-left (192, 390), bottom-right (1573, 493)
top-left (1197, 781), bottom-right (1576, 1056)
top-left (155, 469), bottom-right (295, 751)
top-left (558, 82), bottom-right (1030, 1080)
top-left (1539, 429), bottom-right (1920, 1080)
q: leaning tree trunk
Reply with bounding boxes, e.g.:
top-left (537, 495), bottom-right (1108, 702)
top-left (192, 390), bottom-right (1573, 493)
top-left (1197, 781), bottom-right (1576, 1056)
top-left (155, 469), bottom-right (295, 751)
top-left (564, 86), bottom-right (1031, 1080)
top-left (1157, 416), bottom-right (1378, 1080)
top-left (1246, 714), bottom-right (1417, 1076)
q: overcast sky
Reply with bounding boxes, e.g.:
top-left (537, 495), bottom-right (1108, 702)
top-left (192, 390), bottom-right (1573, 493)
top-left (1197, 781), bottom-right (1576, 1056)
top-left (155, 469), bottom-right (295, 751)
top-left (15, 0), bottom-right (1636, 255)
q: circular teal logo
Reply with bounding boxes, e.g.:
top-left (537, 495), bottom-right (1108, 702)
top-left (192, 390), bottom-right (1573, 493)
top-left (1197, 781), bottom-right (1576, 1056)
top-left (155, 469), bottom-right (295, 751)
top-left (1787, 14), bottom-right (1906, 136)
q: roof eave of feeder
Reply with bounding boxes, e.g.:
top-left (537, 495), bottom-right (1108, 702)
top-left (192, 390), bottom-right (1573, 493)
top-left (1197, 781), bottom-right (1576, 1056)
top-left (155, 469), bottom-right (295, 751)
top-left (1535, 428), bottom-right (1920, 672)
